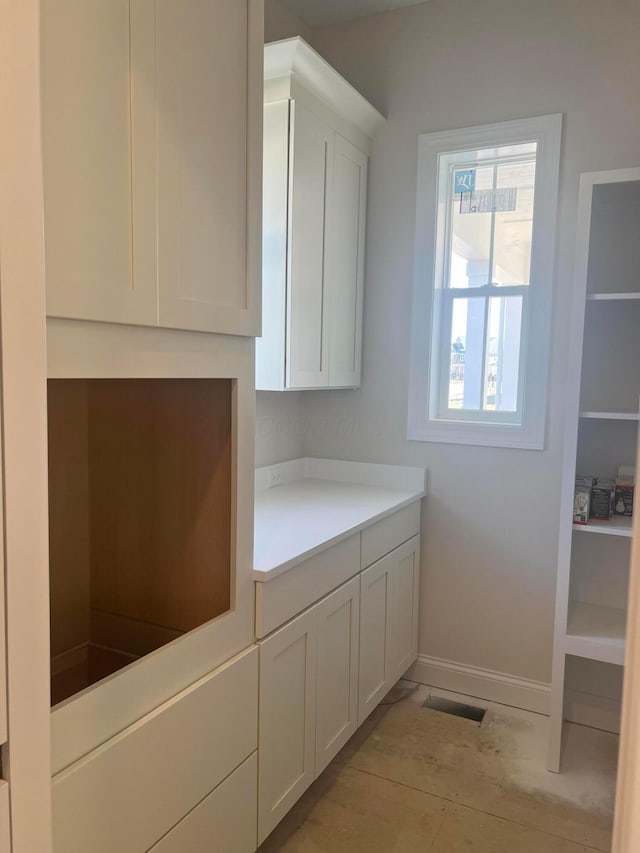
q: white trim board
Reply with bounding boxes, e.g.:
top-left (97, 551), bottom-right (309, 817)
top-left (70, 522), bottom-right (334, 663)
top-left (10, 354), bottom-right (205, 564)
top-left (409, 655), bottom-right (621, 733)
top-left (409, 655), bottom-right (550, 716)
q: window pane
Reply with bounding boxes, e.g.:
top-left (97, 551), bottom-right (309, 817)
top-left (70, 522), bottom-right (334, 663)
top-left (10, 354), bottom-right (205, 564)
top-left (448, 143), bottom-right (537, 290)
top-left (447, 294), bottom-right (523, 413)
top-left (492, 160), bottom-right (536, 285)
top-left (484, 295), bottom-right (523, 412)
top-left (447, 297), bottom-right (485, 410)
top-left (449, 165), bottom-right (494, 288)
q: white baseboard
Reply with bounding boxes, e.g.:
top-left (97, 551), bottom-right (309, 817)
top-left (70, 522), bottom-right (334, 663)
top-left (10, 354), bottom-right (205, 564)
top-left (408, 655), bottom-right (621, 733)
top-left (408, 654), bottom-right (550, 715)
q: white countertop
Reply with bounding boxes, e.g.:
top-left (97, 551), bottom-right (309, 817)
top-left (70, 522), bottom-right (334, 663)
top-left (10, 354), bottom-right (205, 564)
top-left (254, 458), bottom-right (426, 581)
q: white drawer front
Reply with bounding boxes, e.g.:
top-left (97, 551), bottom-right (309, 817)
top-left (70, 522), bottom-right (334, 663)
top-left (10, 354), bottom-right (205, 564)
top-left (361, 502), bottom-right (420, 569)
top-left (256, 534), bottom-right (360, 638)
top-left (150, 753), bottom-right (257, 853)
top-left (52, 645), bottom-right (258, 853)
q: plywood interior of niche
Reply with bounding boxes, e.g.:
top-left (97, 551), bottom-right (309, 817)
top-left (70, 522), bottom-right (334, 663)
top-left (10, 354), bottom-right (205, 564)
top-left (47, 378), bottom-right (233, 704)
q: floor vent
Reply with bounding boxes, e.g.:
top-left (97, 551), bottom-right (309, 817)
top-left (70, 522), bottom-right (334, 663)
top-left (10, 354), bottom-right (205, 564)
top-left (422, 695), bottom-right (486, 723)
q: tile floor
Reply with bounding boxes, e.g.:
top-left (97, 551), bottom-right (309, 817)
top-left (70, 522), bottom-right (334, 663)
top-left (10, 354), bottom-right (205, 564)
top-left (260, 681), bottom-right (617, 852)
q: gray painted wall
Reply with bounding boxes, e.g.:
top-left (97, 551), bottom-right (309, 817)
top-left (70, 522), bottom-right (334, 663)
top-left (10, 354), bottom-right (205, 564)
top-left (259, 0), bottom-right (640, 689)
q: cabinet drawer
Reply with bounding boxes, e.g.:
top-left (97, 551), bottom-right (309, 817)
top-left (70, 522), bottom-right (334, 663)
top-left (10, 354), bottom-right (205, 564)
top-left (361, 503), bottom-right (420, 569)
top-left (256, 534), bottom-right (360, 637)
top-left (52, 645), bottom-right (258, 853)
top-left (150, 753), bottom-right (257, 853)
top-left (0, 782), bottom-right (8, 853)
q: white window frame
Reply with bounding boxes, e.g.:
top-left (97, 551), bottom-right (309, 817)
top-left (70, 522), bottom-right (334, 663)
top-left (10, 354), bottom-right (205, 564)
top-left (407, 114), bottom-right (562, 450)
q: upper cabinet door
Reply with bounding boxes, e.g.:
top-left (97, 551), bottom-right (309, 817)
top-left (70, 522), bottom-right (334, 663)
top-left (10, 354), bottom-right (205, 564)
top-left (41, 0), bottom-right (157, 326)
top-left (327, 135), bottom-right (368, 388)
top-left (42, 0), bottom-right (262, 336)
top-left (286, 101), bottom-right (334, 389)
top-left (155, 0), bottom-right (262, 336)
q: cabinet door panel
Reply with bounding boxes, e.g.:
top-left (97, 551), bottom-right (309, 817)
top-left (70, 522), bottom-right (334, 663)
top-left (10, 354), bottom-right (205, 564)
top-left (149, 753), bottom-right (257, 853)
top-left (316, 577), bottom-right (360, 775)
top-left (390, 536), bottom-right (420, 683)
top-left (259, 609), bottom-right (317, 844)
top-left (155, 0), bottom-right (258, 335)
top-left (328, 135), bottom-right (368, 388)
top-left (358, 554), bottom-right (393, 724)
top-left (287, 102), bottom-right (334, 389)
top-left (41, 0), bottom-right (157, 326)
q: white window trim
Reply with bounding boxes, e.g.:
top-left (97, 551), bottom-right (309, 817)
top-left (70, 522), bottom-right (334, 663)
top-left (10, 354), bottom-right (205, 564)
top-left (407, 114), bottom-right (563, 450)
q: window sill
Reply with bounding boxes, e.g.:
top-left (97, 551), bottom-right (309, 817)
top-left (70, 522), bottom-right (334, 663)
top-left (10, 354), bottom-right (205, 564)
top-left (407, 419), bottom-right (545, 450)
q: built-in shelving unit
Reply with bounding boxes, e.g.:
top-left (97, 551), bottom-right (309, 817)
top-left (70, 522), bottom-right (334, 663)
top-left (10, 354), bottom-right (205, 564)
top-left (586, 292), bottom-right (640, 301)
top-left (548, 167), bottom-right (640, 773)
top-left (573, 516), bottom-right (634, 538)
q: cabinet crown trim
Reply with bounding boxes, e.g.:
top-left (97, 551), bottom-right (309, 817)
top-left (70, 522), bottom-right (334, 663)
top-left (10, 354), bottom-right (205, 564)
top-left (264, 37), bottom-right (386, 138)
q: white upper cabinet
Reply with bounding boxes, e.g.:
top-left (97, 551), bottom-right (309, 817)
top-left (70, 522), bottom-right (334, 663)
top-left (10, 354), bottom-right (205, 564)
top-left (257, 38), bottom-right (385, 391)
top-left (41, 0), bottom-right (263, 336)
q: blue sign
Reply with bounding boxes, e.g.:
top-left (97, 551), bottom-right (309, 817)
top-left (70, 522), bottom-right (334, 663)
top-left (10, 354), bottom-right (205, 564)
top-left (454, 169), bottom-right (476, 194)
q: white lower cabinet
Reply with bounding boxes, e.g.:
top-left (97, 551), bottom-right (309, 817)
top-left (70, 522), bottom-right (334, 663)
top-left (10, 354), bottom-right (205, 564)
top-left (390, 536), bottom-right (421, 684)
top-left (258, 527), bottom-right (422, 844)
top-left (358, 553), bottom-right (394, 725)
top-left (52, 646), bottom-right (258, 853)
top-left (315, 576), bottom-right (360, 775)
top-left (149, 753), bottom-right (258, 853)
top-left (359, 535), bottom-right (421, 725)
top-left (258, 608), bottom-right (318, 844)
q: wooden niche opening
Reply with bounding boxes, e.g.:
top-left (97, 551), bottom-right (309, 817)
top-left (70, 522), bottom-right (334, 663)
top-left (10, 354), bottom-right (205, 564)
top-left (48, 378), bottom-right (233, 706)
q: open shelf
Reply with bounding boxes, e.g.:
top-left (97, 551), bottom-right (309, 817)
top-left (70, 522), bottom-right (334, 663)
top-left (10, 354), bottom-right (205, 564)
top-left (573, 516), bottom-right (633, 538)
top-left (587, 292), bottom-right (640, 302)
top-left (580, 411), bottom-right (640, 421)
top-left (565, 601), bottom-right (627, 666)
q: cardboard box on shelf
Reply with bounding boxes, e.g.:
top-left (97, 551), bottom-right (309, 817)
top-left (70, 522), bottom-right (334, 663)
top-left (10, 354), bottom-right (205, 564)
top-left (574, 475), bottom-right (595, 524)
top-left (614, 465), bottom-right (635, 518)
top-left (591, 478), bottom-right (615, 520)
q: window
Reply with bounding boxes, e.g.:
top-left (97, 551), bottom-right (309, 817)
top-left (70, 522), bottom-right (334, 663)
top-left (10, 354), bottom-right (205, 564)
top-left (408, 115), bottom-right (562, 449)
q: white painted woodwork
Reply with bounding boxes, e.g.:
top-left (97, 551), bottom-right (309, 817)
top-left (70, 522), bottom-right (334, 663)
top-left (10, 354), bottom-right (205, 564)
top-left (47, 322), bottom-right (257, 774)
top-left (258, 40), bottom-right (385, 391)
top-left (287, 101), bottom-right (334, 389)
top-left (42, 0), bottom-right (263, 336)
top-left (358, 552), bottom-right (394, 724)
top-left (327, 135), bottom-right (368, 387)
top-left (256, 534), bottom-right (360, 638)
top-left (259, 100), bottom-right (291, 390)
top-left (0, 2), bottom-right (53, 849)
top-left (389, 536), bottom-right (421, 683)
top-left (52, 646), bottom-right (258, 853)
top-left (41, 0), bottom-right (157, 326)
top-left (263, 38), bottom-right (385, 140)
top-left (316, 576), bottom-right (360, 775)
top-left (155, 0), bottom-right (261, 335)
top-left (0, 782), bottom-right (9, 853)
top-left (612, 433), bottom-right (640, 853)
top-left (254, 459), bottom-right (426, 580)
top-left (258, 609), bottom-right (317, 845)
top-left (361, 502), bottom-right (421, 570)
top-left (547, 167), bottom-right (640, 772)
top-left (149, 753), bottom-right (258, 853)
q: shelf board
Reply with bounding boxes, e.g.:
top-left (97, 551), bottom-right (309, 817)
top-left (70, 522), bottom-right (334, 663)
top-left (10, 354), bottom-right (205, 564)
top-left (573, 516), bottom-right (633, 538)
top-left (565, 601), bottom-right (627, 666)
top-left (579, 411), bottom-right (640, 421)
top-left (587, 292), bottom-right (640, 301)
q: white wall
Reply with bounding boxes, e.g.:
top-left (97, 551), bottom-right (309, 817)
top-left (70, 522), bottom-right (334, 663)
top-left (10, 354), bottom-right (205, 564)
top-left (264, 0), bottom-right (312, 43)
top-left (296, 0), bottom-right (640, 690)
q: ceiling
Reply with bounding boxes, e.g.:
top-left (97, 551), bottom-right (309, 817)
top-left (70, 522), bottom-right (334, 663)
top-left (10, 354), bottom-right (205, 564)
top-left (284, 0), bottom-right (429, 27)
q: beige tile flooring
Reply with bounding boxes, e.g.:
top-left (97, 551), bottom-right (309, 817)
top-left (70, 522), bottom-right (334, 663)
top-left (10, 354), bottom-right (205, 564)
top-left (260, 682), bottom-right (617, 852)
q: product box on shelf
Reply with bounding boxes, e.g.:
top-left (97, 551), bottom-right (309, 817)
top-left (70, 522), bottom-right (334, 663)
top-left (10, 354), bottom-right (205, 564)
top-left (574, 475), bottom-right (595, 524)
top-left (591, 478), bottom-right (615, 520)
top-left (614, 465), bottom-right (635, 518)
